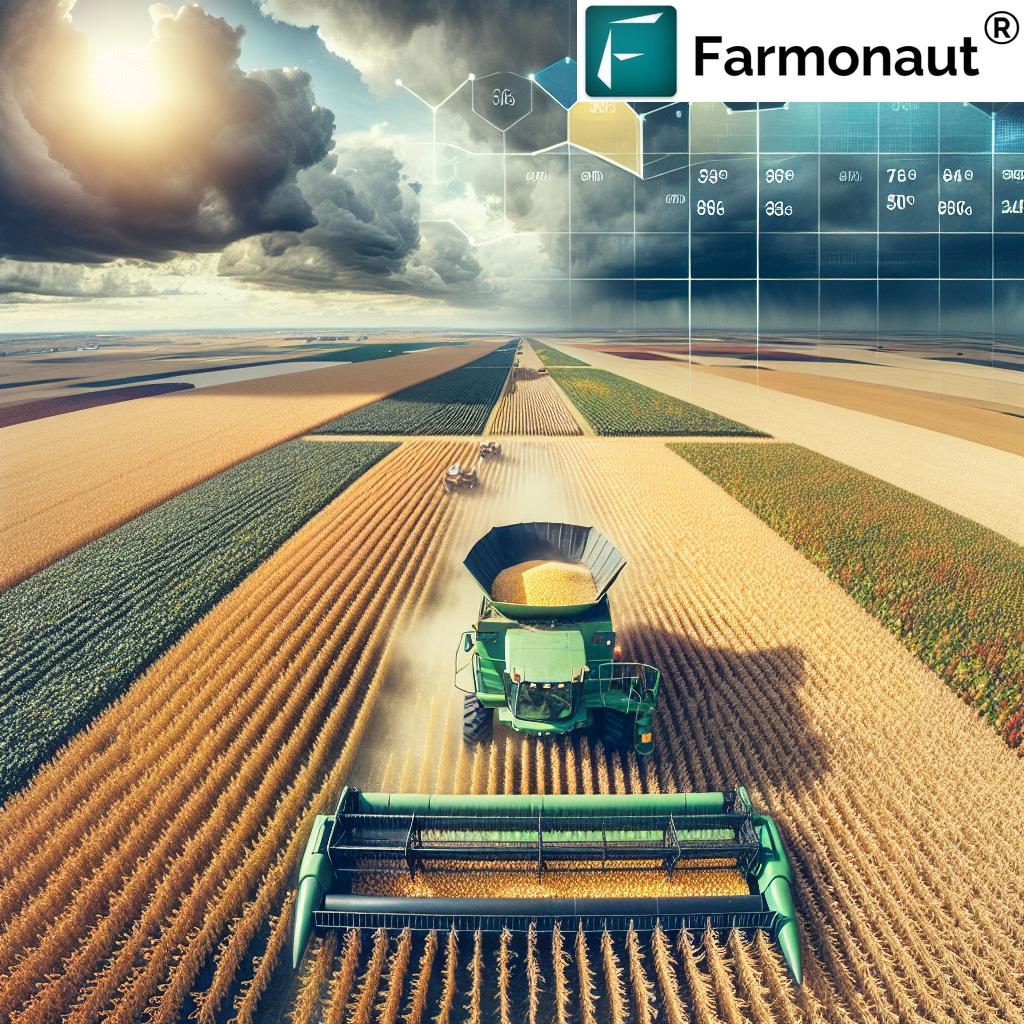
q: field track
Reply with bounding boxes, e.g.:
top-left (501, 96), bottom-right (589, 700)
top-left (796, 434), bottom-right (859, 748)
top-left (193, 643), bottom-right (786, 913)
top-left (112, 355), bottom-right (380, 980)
top-left (0, 342), bottom-right (490, 590)
top-left (3, 439), bottom-right (1023, 1023)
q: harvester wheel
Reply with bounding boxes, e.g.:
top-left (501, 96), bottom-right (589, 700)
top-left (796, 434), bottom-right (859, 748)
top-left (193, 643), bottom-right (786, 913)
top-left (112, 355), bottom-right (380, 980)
top-left (463, 694), bottom-right (493, 744)
top-left (599, 709), bottom-right (631, 752)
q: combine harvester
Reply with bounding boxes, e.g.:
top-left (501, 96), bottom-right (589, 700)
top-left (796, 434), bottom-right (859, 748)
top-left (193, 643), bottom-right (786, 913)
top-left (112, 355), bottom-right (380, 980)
top-left (458, 522), bottom-right (660, 756)
top-left (291, 522), bottom-right (802, 984)
top-left (292, 788), bottom-right (802, 983)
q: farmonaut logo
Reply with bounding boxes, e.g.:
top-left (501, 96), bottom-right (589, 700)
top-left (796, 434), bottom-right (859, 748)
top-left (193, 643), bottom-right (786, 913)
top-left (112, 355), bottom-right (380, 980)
top-left (584, 5), bottom-right (677, 97)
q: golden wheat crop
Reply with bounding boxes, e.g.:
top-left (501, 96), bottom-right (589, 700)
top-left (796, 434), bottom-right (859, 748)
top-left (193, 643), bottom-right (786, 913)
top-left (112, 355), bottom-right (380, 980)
top-left (489, 367), bottom-right (584, 436)
top-left (0, 342), bottom-right (491, 589)
top-left (5, 434), bottom-right (1024, 1024)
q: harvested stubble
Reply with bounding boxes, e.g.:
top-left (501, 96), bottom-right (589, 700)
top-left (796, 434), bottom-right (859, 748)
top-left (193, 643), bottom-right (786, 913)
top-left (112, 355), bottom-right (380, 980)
top-left (352, 861), bottom-right (748, 899)
top-left (0, 341), bottom-right (491, 590)
top-left (492, 558), bottom-right (598, 605)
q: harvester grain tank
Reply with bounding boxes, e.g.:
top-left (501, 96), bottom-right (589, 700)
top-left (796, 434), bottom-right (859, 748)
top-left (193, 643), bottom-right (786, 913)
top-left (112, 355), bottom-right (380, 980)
top-left (458, 522), bottom-right (660, 756)
top-left (292, 787), bottom-right (803, 985)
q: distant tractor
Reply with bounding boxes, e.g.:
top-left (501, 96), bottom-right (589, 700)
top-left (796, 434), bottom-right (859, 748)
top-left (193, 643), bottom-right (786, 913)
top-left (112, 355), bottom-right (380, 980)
top-left (456, 522), bottom-right (661, 756)
top-left (479, 441), bottom-right (502, 459)
top-left (442, 463), bottom-right (478, 493)
top-left (537, 366), bottom-right (548, 375)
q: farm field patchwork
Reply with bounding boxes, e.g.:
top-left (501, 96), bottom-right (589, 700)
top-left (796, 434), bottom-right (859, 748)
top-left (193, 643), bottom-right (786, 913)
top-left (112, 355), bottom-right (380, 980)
top-left (0, 339), bottom-right (492, 590)
top-left (530, 338), bottom-right (588, 366)
top-left (313, 354), bottom-right (514, 436)
top-left (3, 417), bottom-right (1023, 1022)
top-left (576, 342), bottom-right (1024, 545)
top-left (551, 368), bottom-right (768, 436)
top-left (0, 440), bottom-right (395, 799)
top-left (672, 442), bottom-right (1024, 749)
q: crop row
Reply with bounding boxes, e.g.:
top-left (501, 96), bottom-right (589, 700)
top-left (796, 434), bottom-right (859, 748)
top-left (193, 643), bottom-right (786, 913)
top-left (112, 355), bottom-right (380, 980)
top-left (313, 366), bottom-right (510, 436)
top-left (673, 441), bottom-right (1024, 749)
top-left (0, 439), bottom-right (396, 800)
top-left (489, 368), bottom-right (584, 436)
top-left (530, 339), bottom-right (588, 366)
top-left (0, 439), bottom-right (470, 1024)
top-left (550, 368), bottom-right (766, 436)
top-left (465, 341), bottom-right (519, 369)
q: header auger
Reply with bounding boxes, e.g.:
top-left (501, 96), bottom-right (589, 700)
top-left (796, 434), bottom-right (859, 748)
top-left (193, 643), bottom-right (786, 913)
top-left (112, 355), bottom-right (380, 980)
top-left (292, 788), bottom-right (802, 985)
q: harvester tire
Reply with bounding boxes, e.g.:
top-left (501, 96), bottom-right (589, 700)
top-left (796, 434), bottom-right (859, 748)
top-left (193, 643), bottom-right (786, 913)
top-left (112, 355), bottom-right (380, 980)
top-left (600, 709), bottom-right (631, 752)
top-left (463, 695), bottom-right (493, 744)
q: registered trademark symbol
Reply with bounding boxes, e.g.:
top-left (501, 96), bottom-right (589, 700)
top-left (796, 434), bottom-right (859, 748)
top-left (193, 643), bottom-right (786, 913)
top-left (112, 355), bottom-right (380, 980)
top-left (985, 10), bottom-right (1020, 43)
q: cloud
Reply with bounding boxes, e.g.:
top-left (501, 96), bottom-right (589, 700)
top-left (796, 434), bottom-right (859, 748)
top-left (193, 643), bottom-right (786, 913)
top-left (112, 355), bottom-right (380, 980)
top-left (259, 0), bottom-right (571, 97)
top-left (0, 1), bottom-right (334, 263)
top-left (0, 254), bottom-right (217, 298)
top-left (218, 145), bottom-right (487, 297)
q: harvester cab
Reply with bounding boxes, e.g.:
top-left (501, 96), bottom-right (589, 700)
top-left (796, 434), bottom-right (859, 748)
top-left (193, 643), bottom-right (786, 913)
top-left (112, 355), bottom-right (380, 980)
top-left (456, 522), bottom-right (661, 756)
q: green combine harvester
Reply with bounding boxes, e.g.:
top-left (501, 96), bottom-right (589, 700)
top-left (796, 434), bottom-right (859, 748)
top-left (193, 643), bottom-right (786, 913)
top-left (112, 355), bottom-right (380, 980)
top-left (457, 522), bottom-right (661, 756)
top-left (291, 521), bottom-right (802, 986)
top-left (292, 788), bottom-right (802, 984)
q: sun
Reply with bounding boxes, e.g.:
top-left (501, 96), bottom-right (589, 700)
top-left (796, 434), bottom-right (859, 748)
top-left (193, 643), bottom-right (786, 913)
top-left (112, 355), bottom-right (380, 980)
top-left (90, 48), bottom-right (158, 111)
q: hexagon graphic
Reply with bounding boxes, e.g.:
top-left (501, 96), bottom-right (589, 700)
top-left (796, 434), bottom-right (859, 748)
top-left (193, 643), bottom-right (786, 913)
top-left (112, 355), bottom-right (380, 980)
top-left (472, 73), bottom-right (533, 133)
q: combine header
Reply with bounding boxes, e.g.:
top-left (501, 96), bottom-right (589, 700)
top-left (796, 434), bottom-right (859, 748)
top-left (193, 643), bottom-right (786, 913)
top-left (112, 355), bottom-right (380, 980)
top-left (293, 788), bottom-right (802, 984)
top-left (457, 522), bottom-right (661, 756)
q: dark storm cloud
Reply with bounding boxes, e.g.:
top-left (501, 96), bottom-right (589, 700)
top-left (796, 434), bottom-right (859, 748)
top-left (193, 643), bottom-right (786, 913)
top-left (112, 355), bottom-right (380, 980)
top-left (218, 147), bottom-right (485, 296)
top-left (0, 1), bottom-right (334, 263)
top-left (260, 0), bottom-right (572, 96)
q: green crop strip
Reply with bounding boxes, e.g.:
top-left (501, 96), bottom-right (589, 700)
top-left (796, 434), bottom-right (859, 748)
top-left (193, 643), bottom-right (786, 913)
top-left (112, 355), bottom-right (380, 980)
top-left (530, 340), bottom-right (588, 367)
top-left (551, 369), bottom-right (766, 437)
top-left (671, 442), bottom-right (1024, 751)
top-left (0, 440), bottom-right (396, 801)
top-left (314, 344), bottom-right (517, 436)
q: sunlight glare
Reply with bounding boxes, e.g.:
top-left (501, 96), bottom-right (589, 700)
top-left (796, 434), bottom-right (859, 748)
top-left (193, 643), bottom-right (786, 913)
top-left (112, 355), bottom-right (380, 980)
top-left (91, 49), bottom-right (158, 110)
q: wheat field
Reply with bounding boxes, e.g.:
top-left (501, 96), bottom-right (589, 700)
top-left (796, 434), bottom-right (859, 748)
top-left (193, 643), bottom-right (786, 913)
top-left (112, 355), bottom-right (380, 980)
top-left (0, 342), bottom-right (491, 590)
top-left (2, 437), bottom-right (1023, 1022)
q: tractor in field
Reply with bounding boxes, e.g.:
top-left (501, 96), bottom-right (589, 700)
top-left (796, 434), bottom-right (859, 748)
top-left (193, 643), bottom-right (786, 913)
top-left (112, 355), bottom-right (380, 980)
top-left (456, 522), bottom-right (661, 756)
top-left (441, 462), bottom-right (478, 493)
top-left (478, 441), bottom-right (501, 459)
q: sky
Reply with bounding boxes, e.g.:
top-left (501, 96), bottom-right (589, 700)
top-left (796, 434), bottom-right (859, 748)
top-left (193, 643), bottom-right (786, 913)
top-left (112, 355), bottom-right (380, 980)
top-left (0, 1), bottom-right (1019, 336)
top-left (0, 0), bottom-right (585, 332)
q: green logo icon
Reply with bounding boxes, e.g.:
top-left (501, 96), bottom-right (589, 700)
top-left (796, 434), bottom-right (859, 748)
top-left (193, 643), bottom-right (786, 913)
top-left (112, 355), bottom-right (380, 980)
top-left (585, 5), bottom-right (677, 97)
